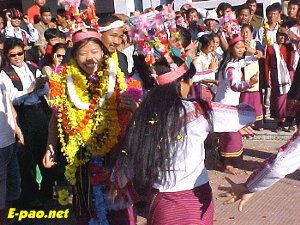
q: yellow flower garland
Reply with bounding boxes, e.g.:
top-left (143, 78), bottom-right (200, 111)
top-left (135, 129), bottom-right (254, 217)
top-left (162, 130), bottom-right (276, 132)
top-left (263, 22), bottom-right (271, 46)
top-left (48, 52), bottom-right (127, 186)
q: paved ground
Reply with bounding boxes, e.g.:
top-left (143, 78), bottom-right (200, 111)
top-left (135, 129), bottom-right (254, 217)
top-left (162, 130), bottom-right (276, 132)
top-left (5, 123), bottom-right (299, 225)
top-left (210, 139), bottom-right (300, 225)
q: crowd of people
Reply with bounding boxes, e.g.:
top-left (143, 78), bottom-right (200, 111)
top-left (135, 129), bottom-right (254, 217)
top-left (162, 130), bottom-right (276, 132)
top-left (0, 0), bottom-right (299, 224)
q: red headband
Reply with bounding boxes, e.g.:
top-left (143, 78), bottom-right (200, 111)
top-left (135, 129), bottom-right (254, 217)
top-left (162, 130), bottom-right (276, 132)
top-left (72, 30), bottom-right (101, 44)
top-left (154, 64), bottom-right (189, 85)
top-left (228, 36), bottom-right (244, 46)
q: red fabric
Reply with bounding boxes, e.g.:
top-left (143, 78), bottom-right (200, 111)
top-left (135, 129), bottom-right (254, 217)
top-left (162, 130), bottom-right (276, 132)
top-left (264, 44), bottom-right (294, 119)
top-left (147, 183), bottom-right (214, 225)
top-left (27, 4), bottom-right (40, 24)
top-left (43, 44), bottom-right (53, 67)
top-left (264, 44), bottom-right (295, 85)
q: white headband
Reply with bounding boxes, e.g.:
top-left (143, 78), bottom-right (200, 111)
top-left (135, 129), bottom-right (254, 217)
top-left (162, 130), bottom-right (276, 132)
top-left (99, 20), bottom-right (125, 32)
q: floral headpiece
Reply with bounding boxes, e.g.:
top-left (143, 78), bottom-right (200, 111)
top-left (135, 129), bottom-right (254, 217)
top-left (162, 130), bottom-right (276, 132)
top-left (219, 12), bottom-right (243, 46)
top-left (129, 5), bottom-right (187, 83)
top-left (57, 0), bottom-right (99, 42)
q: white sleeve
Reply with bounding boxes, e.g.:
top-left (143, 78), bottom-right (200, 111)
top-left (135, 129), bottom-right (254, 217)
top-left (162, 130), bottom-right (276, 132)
top-left (26, 24), bottom-right (39, 43)
top-left (246, 129), bottom-right (300, 192)
top-left (0, 71), bottom-right (29, 101)
top-left (211, 102), bottom-right (256, 132)
top-left (4, 21), bottom-right (15, 38)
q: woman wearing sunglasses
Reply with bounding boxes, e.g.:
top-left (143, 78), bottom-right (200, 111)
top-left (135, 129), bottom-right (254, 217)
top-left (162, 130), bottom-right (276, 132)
top-left (0, 37), bottom-right (51, 208)
top-left (42, 43), bottom-right (66, 77)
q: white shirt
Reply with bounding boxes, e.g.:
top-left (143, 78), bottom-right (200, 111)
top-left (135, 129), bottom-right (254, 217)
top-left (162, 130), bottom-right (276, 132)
top-left (214, 61), bottom-right (251, 105)
top-left (0, 80), bottom-right (16, 148)
top-left (287, 25), bottom-right (300, 70)
top-left (194, 51), bottom-right (213, 72)
top-left (5, 21), bottom-right (39, 44)
top-left (122, 45), bottom-right (134, 74)
top-left (0, 63), bottom-right (49, 106)
top-left (256, 22), bottom-right (279, 50)
top-left (192, 51), bottom-right (216, 82)
top-left (153, 100), bottom-right (256, 192)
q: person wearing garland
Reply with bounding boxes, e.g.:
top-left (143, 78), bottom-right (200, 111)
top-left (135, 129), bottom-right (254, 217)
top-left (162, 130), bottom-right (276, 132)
top-left (43, 27), bottom-right (140, 224)
top-left (42, 1), bottom-right (142, 224)
top-left (98, 14), bottom-right (129, 77)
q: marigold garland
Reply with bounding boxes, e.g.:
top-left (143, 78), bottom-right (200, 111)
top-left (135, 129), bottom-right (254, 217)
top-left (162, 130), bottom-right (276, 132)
top-left (263, 22), bottom-right (271, 46)
top-left (48, 53), bottom-right (131, 187)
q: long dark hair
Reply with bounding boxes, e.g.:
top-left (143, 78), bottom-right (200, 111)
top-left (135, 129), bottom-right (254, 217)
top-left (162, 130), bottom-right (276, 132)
top-left (216, 41), bottom-right (241, 80)
top-left (120, 56), bottom-right (211, 193)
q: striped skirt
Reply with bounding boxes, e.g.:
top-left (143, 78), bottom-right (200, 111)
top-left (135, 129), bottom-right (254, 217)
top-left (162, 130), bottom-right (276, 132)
top-left (240, 91), bottom-right (263, 121)
top-left (218, 131), bottom-right (243, 167)
top-left (148, 183), bottom-right (214, 225)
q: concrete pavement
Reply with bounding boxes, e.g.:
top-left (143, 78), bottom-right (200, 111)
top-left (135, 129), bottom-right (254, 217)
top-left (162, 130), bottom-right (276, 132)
top-left (210, 139), bottom-right (300, 225)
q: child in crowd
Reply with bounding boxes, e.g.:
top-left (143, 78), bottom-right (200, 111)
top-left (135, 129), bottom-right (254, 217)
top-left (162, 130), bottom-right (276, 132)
top-left (191, 33), bottom-right (219, 102)
top-left (43, 28), bottom-right (66, 67)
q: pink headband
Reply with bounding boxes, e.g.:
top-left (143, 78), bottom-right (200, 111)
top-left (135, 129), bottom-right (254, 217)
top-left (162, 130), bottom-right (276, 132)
top-left (228, 36), bottom-right (244, 46)
top-left (72, 30), bottom-right (101, 44)
top-left (154, 64), bottom-right (189, 85)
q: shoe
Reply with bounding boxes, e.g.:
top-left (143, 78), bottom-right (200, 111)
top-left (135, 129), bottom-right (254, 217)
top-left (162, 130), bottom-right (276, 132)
top-left (276, 127), bottom-right (283, 132)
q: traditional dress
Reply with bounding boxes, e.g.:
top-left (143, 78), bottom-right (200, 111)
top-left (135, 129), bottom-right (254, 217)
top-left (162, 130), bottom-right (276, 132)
top-left (264, 43), bottom-right (294, 121)
top-left (286, 24), bottom-right (300, 71)
top-left (48, 52), bottom-right (141, 225)
top-left (190, 50), bottom-right (216, 102)
top-left (287, 60), bottom-right (300, 125)
top-left (214, 61), bottom-right (253, 167)
top-left (246, 128), bottom-right (300, 192)
top-left (113, 101), bottom-right (256, 225)
top-left (240, 40), bottom-right (264, 127)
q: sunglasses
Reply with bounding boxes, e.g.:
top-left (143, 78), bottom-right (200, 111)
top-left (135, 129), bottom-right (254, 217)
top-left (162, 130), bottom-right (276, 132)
top-left (9, 51), bottom-right (24, 58)
top-left (56, 54), bottom-right (65, 58)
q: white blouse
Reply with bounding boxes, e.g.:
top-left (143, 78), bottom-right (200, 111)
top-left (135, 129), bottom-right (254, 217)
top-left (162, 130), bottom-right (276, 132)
top-left (0, 63), bottom-right (49, 106)
top-left (214, 61), bottom-right (251, 106)
top-left (153, 100), bottom-right (256, 192)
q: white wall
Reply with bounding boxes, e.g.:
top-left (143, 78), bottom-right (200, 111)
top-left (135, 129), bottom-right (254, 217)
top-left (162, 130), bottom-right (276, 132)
top-left (114, 0), bottom-right (136, 15)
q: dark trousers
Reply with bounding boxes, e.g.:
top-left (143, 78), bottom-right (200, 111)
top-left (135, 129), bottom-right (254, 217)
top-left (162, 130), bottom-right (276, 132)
top-left (16, 103), bottom-right (51, 204)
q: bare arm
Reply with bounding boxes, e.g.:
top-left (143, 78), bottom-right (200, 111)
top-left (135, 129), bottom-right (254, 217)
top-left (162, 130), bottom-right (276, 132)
top-left (43, 112), bottom-right (59, 168)
top-left (11, 102), bottom-right (24, 146)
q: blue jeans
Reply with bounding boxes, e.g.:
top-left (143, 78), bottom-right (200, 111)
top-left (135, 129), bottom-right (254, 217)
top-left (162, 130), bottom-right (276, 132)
top-left (0, 143), bottom-right (21, 209)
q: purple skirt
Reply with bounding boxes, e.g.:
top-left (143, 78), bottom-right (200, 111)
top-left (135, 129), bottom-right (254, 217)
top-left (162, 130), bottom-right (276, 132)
top-left (148, 183), bottom-right (214, 225)
top-left (270, 93), bottom-right (287, 119)
top-left (218, 132), bottom-right (243, 167)
top-left (189, 83), bottom-right (214, 102)
top-left (240, 91), bottom-right (263, 121)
